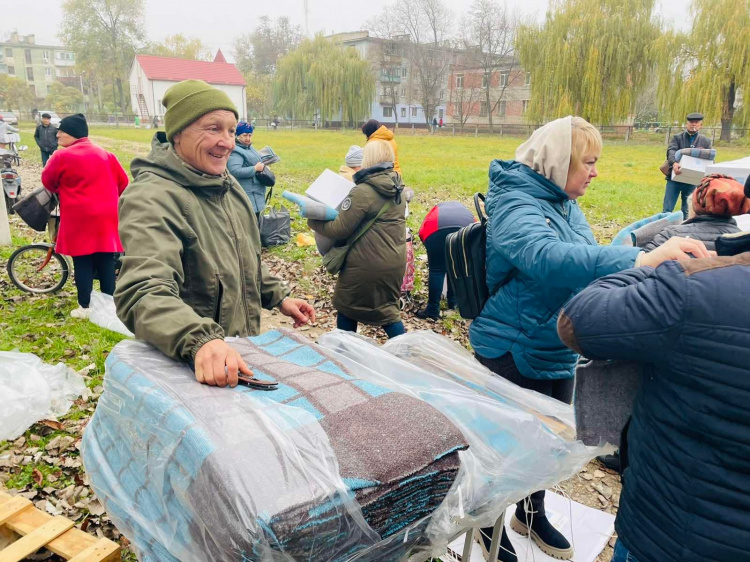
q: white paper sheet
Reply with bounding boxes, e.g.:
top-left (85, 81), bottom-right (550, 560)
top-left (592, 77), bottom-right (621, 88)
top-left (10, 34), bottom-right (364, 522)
top-left (305, 169), bottom-right (355, 209)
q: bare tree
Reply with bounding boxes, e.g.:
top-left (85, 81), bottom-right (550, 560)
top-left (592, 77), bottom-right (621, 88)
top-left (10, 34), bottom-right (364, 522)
top-left (370, 0), bottom-right (453, 127)
top-left (448, 66), bottom-right (482, 129)
top-left (461, 0), bottom-right (520, 132)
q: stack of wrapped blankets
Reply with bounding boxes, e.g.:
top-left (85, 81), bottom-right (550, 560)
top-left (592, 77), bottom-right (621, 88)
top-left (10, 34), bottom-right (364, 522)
top-left (82, 330), bottom-right (468, 562)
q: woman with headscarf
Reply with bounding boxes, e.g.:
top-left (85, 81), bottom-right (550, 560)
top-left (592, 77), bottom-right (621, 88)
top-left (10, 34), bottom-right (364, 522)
top-left (228, 121), bottom-right (267, 217)
top-left (41, 113), bottom-right (128, 319)
top-left (469, 116), bottom-right (711, 561)
top-left (308, 140), bottom-right (406, 339)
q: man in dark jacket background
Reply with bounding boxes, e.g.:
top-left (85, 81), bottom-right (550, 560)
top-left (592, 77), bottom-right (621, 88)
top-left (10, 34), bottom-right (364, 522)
top-left (34, 113), bottom-right (58, 167)
top-left (663, 112), bottom-right (712, 219)
top-left (558, 253), bottom-right (750, 562)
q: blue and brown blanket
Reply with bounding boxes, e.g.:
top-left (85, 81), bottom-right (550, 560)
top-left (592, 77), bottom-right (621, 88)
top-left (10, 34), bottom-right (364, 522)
top-left (82, 329), bottom-right (467, 562)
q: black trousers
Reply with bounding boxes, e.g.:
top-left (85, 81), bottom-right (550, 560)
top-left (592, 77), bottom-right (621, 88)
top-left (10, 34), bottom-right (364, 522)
top-left (72, 252), bottom-right (117, 308)
top-left (422, 228), bottom-right (458, 316)
top-left (41, 150), bottom-right (54, 167)
top-left (476, 352), bottom-right (574, 527)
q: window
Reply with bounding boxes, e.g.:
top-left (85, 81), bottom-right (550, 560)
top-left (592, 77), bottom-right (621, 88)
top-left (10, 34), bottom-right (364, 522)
top-left (4, 48), bottom-right (12, 58)
top-left (384, 86), bottom-right (392, 96)
top-left (440, 90), bottom-right (444, 101)
top-left (402, 67), bottom-right (407, 77)
top-left (45, 67), bottom-right (52, 78)
top-left (383, 106), bottom-right (393, 118)
top-left (24, 49), bottom-right (32, 64)
top-left (7, 66), bottom-right (14, 75)
top-left (401, 87), bottom-right (406, 97)
top-left (456, 74), bottom-right (464, 89)
top-left (26, 67), bottom-right (34, 80)
top-left (522, 100), bottom-right (529, 113)
top-left (482, 73), bottom-right (490, 89)
top-left (498, 101), bottom-right (507, 117)
top-left (43, 50), bottom-right (50, 62)
top-left (411, 107), bottom-right (417, 117)
top-left (525, 72), bottom-right (531, 86)
top-left (401, 107), bottom-right (406, 118)
top-left (480, 101), bottom-right (488, 117)
top-left (500, 71), bottom-right (509, 87)
top-left (28, 84), bottom-right (35, 96)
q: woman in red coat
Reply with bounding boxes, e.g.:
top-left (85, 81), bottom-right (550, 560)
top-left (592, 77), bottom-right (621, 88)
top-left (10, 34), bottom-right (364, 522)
top-left (41, 114), bottom-right (128, 319)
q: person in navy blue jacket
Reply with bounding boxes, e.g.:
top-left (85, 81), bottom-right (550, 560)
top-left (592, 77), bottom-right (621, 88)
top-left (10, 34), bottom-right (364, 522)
top-left (558, 254), bottom-right (750, 562)
top-left (470, 116), bottom-right (710, 562)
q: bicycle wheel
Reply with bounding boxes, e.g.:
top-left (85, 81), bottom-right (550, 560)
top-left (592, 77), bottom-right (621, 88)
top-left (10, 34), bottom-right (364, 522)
top-left (7, 244), bottom-right (70, 294)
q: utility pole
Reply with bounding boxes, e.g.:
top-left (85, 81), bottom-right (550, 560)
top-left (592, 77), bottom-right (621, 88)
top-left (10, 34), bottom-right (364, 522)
top-left (304, 0), bottom-right (310, 37)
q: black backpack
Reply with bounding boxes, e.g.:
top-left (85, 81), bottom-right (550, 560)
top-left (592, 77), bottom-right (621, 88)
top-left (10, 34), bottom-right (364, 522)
top-left (445, 193), bottom-right (490, 320)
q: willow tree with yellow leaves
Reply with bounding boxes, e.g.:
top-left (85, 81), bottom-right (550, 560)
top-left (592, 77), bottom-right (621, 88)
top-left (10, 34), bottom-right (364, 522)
top-left (654, 0), bottom-right (750, 142)
top-left (274, 36), bottom-right (375, 126)
top-left (516, 0), bottom-right (660, 124)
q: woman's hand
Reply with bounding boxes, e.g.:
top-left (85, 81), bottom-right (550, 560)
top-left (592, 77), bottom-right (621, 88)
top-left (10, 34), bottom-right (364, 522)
top-left (194, 339), bottom-right (253, 387)
top-left (254, 162), bottom-right (264, 172)
top-left (640, 237), bottom-right (713, 268)
top-left (279, 298), bottom-right (316, 328)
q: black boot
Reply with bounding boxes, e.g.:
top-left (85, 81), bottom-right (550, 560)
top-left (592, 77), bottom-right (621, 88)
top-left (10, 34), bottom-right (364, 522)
top-left (510, 491), bottom-right (573, 560)
top-left (475, 524), bottom-right (517, 562)
top-left (415, 308), bottom-right (439, 320)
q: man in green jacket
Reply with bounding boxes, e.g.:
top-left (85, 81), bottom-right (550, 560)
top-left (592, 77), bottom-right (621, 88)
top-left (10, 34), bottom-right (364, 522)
top-left (115, 80), bottom-right (314, 387)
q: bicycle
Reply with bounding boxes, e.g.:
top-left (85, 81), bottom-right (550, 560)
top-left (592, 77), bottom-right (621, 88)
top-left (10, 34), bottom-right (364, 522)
top-left (7, 214), bottom-right (70, 294)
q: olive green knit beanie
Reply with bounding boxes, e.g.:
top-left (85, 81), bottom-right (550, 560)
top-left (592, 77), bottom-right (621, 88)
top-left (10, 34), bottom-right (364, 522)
top-left (162, 80), bottom-right (238, 141)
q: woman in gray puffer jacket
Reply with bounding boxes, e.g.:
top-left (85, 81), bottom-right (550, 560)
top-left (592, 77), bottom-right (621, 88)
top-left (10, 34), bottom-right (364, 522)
top-left (644, 174), bottom-right (748, 252)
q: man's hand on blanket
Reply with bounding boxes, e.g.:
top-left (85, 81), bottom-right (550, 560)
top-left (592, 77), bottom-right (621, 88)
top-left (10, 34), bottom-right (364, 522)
top-left (194, 339), bottom-right (253, 388)
top-left (279, 298), bottom-right (316, 328)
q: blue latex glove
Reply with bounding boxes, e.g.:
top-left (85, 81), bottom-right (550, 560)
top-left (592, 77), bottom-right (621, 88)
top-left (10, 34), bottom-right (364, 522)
top-left (282, 191), bottom-right (338, 221)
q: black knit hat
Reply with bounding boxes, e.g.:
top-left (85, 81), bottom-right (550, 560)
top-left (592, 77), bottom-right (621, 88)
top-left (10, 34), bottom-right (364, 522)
top-left (59, 113), bottom-right (88, 139)
top-left (362, 119), bottom-right (380, 138)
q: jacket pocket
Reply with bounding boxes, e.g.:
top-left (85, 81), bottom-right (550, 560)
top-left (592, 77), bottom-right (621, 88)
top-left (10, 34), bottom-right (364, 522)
top-left (213, 274), bottom-right (224, 324)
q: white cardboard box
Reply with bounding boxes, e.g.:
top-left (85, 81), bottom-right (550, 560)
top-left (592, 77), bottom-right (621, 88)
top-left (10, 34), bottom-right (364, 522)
top-left (705, 156), bottom-right (750, 186)
top-left (672, 155), bottom-right (713, 186)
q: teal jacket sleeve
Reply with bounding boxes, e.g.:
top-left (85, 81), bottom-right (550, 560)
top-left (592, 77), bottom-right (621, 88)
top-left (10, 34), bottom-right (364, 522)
top-left (490, 193), bottom-right (640, 289)
top-left (227, 151), bottom-right (256, 180)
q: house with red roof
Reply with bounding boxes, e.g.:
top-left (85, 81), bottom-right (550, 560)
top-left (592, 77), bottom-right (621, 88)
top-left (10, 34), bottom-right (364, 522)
top-left (129, 50), bottom-right (247, 121)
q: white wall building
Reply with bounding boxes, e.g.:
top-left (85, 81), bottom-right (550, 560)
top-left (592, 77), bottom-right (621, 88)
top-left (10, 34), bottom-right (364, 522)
top-left (129, 50), bottom-right (247, 120)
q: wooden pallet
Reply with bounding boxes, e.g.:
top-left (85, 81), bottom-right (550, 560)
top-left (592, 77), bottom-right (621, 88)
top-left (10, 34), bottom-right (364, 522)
top-left (0, 492), bottom-right (120, 562)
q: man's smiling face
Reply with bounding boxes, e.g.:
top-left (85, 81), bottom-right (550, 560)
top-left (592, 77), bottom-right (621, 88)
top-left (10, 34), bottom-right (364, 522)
top-left (173, 110), bottom-right (237, 175)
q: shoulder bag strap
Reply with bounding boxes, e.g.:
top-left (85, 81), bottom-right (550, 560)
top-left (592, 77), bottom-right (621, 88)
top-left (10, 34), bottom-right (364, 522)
top-left (347, 197), bottom-right (394, 247)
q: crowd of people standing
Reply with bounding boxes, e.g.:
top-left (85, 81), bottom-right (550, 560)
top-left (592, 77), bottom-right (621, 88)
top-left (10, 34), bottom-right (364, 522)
top-left (17, 79), bottom-right (750, 562)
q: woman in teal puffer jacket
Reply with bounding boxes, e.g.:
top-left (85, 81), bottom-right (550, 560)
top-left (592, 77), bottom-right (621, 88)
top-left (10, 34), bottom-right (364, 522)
top-left (227, 121), bottom-right (266, 215)
top-left (469, 116), bottom-right (710, 562)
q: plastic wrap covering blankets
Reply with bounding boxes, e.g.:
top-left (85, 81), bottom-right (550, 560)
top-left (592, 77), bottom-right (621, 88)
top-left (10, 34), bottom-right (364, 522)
top-left (81, 329), bottom-right (607, 561)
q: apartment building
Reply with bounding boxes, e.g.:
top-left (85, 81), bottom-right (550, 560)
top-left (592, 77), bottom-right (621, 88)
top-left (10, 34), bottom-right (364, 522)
top-left (328, 31), bottom-right (448, 126)
top-left (0, 33), bottom-right (77, 100)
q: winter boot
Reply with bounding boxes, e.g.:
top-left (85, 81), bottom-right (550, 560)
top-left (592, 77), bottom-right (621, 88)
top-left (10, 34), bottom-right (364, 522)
top-left (510, 491), bottom-right (574, 560)
top-left (474, 523), bottom-right (517, 562)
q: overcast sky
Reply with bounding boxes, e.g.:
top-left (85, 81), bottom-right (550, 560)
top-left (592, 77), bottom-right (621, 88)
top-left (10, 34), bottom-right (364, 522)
top-left (3, 0), bottom-right (685, 61)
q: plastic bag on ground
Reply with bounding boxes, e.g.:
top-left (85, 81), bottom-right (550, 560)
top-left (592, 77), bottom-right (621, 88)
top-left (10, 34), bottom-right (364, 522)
top-left (83, 329), bottom-right (609, 562)
top-left (0, 351), bottom-right (86, 441)
top-left (88, 291), bottom-right (133, 337)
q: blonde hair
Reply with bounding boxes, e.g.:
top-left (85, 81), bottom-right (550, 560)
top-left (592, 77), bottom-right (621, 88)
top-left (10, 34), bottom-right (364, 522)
top-left (362, 140), bottom-right (395, 169)
top-left (570, 117), bottom-right (602, 172)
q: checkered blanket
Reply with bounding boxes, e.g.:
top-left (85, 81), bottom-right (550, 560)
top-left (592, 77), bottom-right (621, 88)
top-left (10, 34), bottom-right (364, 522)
top-left (82, 330), bottom-right (467, 562)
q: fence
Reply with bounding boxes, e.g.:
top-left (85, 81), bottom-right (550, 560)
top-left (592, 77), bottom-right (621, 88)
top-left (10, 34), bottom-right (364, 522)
top-left (14, 112), bottom-right (750, 144)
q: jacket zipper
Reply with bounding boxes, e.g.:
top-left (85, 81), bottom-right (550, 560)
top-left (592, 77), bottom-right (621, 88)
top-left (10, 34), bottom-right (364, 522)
top-left (219, 191), bottom-right (250, 332)
top-left (561, 202), bottom-right (568, 220)
top-left (461, 228), bottom-right (470, 276)
top-left (449, 233), bottom-right (458, 279)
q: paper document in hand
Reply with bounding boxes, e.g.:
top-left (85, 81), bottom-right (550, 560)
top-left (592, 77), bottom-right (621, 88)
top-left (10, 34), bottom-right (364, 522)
top-left (305, 169), bottom-right (355, 210)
